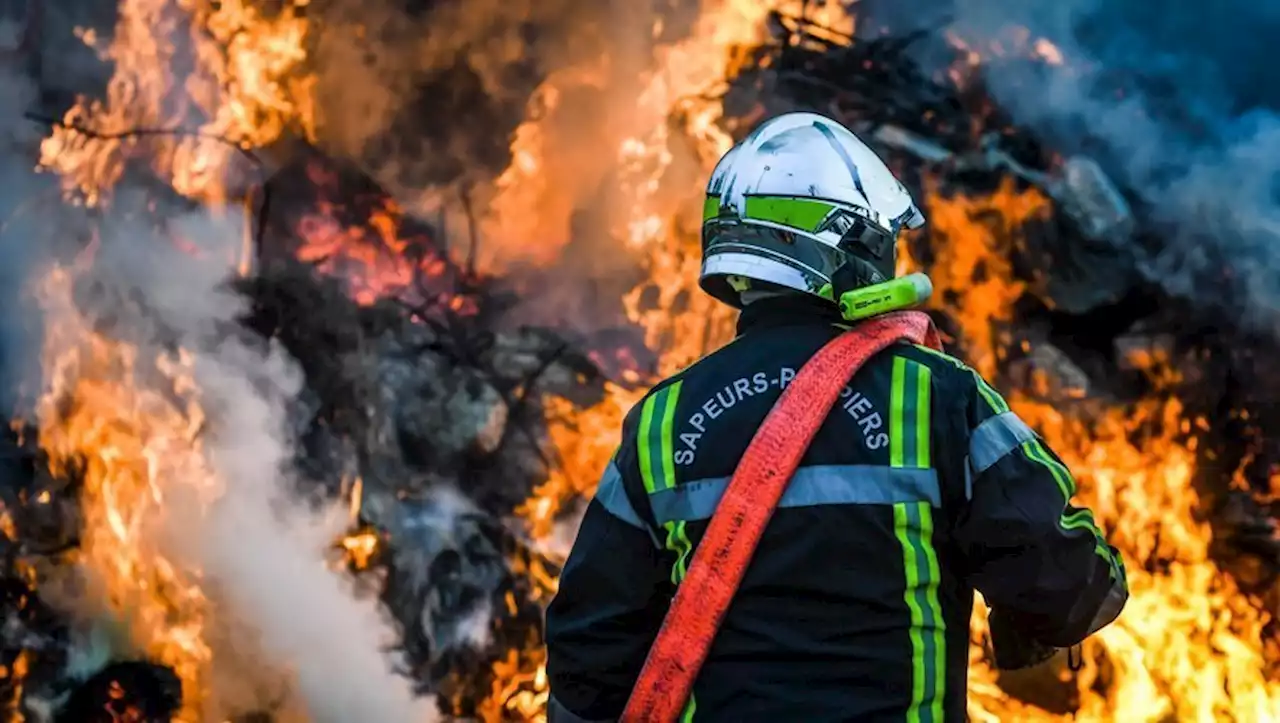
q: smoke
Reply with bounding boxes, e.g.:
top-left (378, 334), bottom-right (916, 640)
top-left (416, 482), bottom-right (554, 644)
top-left (0, 40), bottom-right (54, 412)
top-left (13, 206), bottom-right (437, 721)
top-left (116, 217), bottom-right (438, 721)
top-left (909, 0), bottom-right (1280, 326)
top-left (308, 0), bottom-right (654, 193)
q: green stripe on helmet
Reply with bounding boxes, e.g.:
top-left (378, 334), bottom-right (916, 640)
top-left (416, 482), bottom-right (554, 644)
top-left (702, 195), bottom-right (721, 221)
top-left (742, 196), bottom-right (836, 232)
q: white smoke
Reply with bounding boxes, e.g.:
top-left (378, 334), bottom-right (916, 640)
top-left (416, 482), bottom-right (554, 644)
top-left (38, 209), bottom-right (438, 722)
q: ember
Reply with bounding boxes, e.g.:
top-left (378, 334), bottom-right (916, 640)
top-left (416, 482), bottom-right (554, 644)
top-left (0, 0), bottom-right (1277, 721)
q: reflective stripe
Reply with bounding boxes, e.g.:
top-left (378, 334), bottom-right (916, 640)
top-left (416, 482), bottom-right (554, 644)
top-left (681, 694), bottom-right (696, 723)
top-left (890, 357), bottom-right (932, 469)
top-left (889, 358), bottom-right (944, 721)
top-left (594, 460), bottom-right (662, 548)
top-left (648, 465), bottom-right (940, 525)
top-left (894, 501), bottom-right (946, 723)
top-left (912, 344), bottom-right (1009, 414)
top-left (594, 461), bottom-right (643, 528)
top-left (638, 382), bottom-right (683, 494)
top-left (1022, 438), bottom-right (1120, 572)
top-left (1085, 573), bottom-right (1128, 636)
top-left (968, 411), bottom-right (1037, 475)
top-left (663, 520), bottom-right (693, 584)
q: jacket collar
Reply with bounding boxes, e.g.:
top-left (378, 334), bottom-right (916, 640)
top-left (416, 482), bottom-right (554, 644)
top-left (736, 294), bottom-right (845, 335)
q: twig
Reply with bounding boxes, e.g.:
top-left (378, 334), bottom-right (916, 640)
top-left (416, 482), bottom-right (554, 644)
top-left (23, 112), bottom-right (264, 167)
top-left (25, 112), bottom-right (281, 264)
top-left (460, 185), bottom-right (480, 279)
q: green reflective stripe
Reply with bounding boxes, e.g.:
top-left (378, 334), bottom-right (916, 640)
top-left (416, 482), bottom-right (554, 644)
top-left (1061, 508), bottom-right (1111, 561)
top-left (911, 345), bottom-right (1008, 414)
top-left (664, 520), bottom-right (693, 585)
top-left (1024, 439), bottom-right (1116, 569)
top-left (916, 364), bottom-right (932, 468)
top-left (702, 195), bottom-right (720, 221)
top-left (743, 196), bottom-right (835, 232)
top-left (912, 344), bottom-right (966, 370)
top-left (680, 693), bottom-right (696, 722)
top-left (891, 358), bottom-right (908, 466)
top-left (660, 381), bottom-right (682, 492)
top-left (973, 374), bottom-right (1009, 414)
top-left (894, 501), bottom-right (946, 723)
top-left (666, 516), bottom-right (696, 721)
top-left (890, 358), bottom-right (932, 469)
top-left (637, 393), bottom-right (661, 494)
top-left (638, 383), bottom-right (683, 494)
top-left (1021, 438), bottom-right (1074, 499)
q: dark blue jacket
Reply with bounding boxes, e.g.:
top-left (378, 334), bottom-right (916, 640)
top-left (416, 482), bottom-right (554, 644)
top-left (546, 297), bottom-right (1127, 722)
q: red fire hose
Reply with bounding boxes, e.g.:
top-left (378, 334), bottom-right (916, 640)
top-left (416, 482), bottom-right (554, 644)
top-left (621, 311), bottom-right (943, 722)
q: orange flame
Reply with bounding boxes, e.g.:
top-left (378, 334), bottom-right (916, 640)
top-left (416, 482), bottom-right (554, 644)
top-left (25, 0), bottom-right (1280, 718)
top-left (35, 267), bottom-right (216, 721)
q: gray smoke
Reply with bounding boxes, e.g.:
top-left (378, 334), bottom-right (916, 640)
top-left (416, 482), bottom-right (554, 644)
top-left (870, 0), bottom-right (1280, 326)
top-left (28, 209), bottom-right (439, 722)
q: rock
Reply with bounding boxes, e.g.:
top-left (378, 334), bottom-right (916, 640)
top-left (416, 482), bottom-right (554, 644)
top-left (1009, 340), bottom-right (1091, 400)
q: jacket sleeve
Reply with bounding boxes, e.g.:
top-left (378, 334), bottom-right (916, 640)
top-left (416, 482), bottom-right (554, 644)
top-left (545, 432), bottom-right (672, 721)
top-left (950, 369), bottom-right (1128, 649)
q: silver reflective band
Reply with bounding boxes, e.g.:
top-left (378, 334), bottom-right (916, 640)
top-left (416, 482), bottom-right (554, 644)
top-left (969, 411), bottom-right (1037, 476)
top-left (594, 462), bottom-right (645, 529)
top-left (595, 462), bottom-right (663, 548)
top-left (649, 465), bottom-right (940, 526)
top-left (1085, 576), bottom-right (1128, 636)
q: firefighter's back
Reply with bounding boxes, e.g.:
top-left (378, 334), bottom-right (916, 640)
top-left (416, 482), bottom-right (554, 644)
top-left (620, 297), bottom-right (973, 721)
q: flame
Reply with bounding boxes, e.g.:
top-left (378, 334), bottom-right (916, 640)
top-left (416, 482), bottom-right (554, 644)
top-left (39, 0), bottom-right (314, 206)
top-left (919, 179), bottom-right (1280, 718)
top-left (293, 192), bottom-right (469, 310)
top-left (916, 179), bottom-right (1049, 379)
top-left (31, 0), bottom-right (314, 716)
top-left (23, 0), bottom-right (1280, 716)
top-left (35, 267), bottom-right (215, 721)
top-left (506, 4), bottom-right (1280, 722)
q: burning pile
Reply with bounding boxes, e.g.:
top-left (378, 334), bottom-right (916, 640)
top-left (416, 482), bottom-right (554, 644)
top-left (0, 0), bottom-right (1277, 721)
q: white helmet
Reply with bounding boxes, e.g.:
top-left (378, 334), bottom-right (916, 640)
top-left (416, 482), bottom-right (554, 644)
top-left (700, 112), bottom-right (925, 308)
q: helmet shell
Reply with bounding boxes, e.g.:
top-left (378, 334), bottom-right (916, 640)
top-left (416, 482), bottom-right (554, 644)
top-left (700, 112), bottom-right (924, 308)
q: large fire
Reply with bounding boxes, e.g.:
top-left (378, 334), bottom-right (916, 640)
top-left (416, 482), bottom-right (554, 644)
top-left (17, 0), bottom-right (1280, 720)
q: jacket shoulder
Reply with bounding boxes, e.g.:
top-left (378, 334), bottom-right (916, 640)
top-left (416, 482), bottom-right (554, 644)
top-left (892, 343), bottom-right (979, 389)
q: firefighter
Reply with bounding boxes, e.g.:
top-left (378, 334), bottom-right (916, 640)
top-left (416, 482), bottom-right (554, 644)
top-left (545, 112), bottom-right (1128, 722)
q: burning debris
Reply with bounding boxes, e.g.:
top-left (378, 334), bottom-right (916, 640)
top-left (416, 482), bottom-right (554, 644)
top-left (0, 0), bottom-right (1276, 721)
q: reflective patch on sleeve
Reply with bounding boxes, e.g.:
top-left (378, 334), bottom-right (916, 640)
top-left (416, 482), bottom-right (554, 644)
top-left (594, 461), bottom-right (660, 548)
top-left (968, 411), bottom-right (1037, 476)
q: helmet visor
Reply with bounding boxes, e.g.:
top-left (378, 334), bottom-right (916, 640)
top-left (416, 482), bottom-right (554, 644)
top-left (703, 219), bottom-right (847, 285)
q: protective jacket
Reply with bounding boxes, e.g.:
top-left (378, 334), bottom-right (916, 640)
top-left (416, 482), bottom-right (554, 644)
top-left (545, 295), bottom-right (1128, 722)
